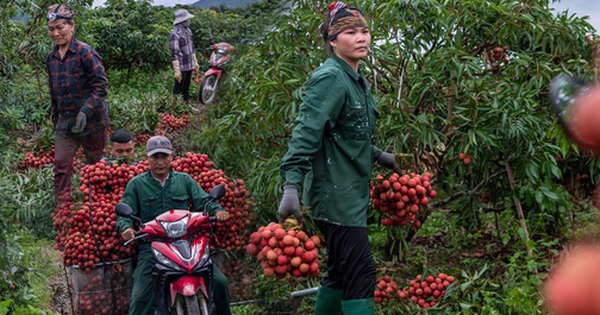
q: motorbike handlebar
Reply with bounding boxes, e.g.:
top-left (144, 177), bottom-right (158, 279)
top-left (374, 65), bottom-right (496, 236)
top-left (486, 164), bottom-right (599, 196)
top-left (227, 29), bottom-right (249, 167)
top-left (123, 216), bottom-right (218, 246)
top-left (124, 232), bottom-right (151, 246)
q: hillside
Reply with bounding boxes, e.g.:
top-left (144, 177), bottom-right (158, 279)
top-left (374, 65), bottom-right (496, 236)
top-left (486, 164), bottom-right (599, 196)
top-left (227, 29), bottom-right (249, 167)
top-left (191, 0), bottom-right (261, 9)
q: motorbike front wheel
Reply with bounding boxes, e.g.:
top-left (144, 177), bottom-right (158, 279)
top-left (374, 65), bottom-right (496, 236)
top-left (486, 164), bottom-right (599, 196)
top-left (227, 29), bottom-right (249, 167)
top-left (174, 294), bottom-right (209, 315)
top-left (199, 74), bottom-right (219, 105)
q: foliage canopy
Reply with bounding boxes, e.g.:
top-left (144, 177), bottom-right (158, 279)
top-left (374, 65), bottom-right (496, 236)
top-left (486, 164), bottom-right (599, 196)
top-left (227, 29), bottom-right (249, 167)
top-left (1, 0), bottom-right (600, 313)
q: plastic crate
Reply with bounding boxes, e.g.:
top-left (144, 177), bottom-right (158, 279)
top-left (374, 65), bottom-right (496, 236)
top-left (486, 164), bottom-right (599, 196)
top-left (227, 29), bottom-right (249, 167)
top-left (67, 259), bottom-right (133, 315)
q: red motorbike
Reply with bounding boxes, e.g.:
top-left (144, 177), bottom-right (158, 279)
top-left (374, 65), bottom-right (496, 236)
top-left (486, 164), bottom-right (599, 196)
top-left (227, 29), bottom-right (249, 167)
top-left (115, 184), bottom-right (226, 315)
top-left (198, 33), bottom-right (235, 105)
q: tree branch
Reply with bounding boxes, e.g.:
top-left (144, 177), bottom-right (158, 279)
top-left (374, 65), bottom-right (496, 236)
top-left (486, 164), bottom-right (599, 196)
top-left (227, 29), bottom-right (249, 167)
top-left (429, 170), bottom-right (505, 207)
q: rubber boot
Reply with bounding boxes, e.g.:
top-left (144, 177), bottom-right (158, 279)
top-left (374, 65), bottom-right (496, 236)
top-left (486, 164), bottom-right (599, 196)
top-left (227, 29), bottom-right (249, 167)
top-left (313, 285), bottom-right (343, 315)
top-left (341, 297), bottom-right (374, 315)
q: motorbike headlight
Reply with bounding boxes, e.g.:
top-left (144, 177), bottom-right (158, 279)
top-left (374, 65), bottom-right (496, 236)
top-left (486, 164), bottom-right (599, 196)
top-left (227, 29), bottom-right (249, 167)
top-left (153, 249), bottom-right (184, 271)
top-left (160, 217), bottom-right (188, 238)
top-left (217, 48), bottom-right (226, 54)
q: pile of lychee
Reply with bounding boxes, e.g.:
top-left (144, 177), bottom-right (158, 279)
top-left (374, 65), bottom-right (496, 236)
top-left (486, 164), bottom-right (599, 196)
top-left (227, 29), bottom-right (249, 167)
top-left (397, 273), bottom-right (457, 309)
top-left (374, 275), bottom-right (398, 303)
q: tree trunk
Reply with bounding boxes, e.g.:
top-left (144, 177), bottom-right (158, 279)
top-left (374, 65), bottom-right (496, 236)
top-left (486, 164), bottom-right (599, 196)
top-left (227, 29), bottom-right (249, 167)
top-left (504, 157), bottom-right (534, 264)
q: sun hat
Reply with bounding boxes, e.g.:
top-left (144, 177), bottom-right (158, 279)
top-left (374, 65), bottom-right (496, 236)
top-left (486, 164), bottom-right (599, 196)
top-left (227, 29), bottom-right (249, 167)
top-left (46, 4), bottom-right (74, 22)
top-left (146, 135), bottom-right (173, 156)
top-left (173, 9), bottom-right (195, 25)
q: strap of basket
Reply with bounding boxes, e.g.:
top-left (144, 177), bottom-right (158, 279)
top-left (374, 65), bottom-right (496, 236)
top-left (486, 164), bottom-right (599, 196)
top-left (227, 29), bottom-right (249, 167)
top-left (87, 182), bottom-right (108, 266)
top-left (87, 182), bottom-right (119, 314)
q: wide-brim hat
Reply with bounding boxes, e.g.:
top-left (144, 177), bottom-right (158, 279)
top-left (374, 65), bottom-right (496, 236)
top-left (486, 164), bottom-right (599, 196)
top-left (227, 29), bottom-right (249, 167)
top-left (174, 9), bottom-right (194, 25)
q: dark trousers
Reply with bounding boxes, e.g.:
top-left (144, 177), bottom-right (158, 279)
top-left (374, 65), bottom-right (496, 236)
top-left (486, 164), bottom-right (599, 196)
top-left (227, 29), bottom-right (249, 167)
top-left (173, 70), bottom-right (193, 102)
top-left (315, 220), bottom-right (376, 300)
top-left (54, 127), bottom-right (106, 199)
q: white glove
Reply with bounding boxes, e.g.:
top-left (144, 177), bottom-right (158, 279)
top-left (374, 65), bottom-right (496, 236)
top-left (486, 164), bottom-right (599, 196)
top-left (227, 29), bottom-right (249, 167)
top-left (172, 60), bottom-right (182, 83)
top-left (192, 54), bottom-right (200, 72)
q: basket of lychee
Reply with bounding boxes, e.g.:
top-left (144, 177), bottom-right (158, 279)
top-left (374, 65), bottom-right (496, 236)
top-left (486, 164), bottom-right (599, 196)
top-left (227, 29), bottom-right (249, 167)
top-left (397, 273), bottom-right (457, 309)
top-left (370, 172), bottom-right (437, 228)
top-left (246, 221), bottom-right (321, 279)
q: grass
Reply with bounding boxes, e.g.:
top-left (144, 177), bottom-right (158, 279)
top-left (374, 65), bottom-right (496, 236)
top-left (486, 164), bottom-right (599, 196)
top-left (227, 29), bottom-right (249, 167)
top-left (21, 236), bottom-right (64, 314)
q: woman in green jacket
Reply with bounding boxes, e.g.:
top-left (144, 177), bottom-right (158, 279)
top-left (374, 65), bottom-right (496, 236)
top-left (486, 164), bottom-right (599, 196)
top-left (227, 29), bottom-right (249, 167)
top-left (277, 2), bottom-right (401, 315)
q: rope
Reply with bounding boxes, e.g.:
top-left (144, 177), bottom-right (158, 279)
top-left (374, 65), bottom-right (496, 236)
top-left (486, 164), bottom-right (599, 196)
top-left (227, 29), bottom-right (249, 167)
top-left (86, 182), bottom-right (120, 315)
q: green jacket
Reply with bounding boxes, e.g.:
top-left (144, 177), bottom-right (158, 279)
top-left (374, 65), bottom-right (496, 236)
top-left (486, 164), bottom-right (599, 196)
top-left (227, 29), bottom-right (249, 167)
top-left (279, 55), bottom-right (383, 227)
top-left (117, 169), bottom-right (223, 233)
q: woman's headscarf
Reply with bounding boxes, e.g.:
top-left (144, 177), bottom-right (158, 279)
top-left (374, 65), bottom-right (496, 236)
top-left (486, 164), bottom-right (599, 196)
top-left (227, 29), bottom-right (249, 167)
top-left (320, 1), bottom-right (368, 41)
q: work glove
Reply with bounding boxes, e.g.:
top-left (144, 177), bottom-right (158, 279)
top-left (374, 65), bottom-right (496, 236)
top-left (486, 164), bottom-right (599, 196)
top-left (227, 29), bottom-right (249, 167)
top-left (172, 60), bottom-right (182, 83)
top-left (71, 111), bottom-right (87, 133)
top-left (278, 185), bottom-right (303, 223)
top-left (192, 54), bottom-right (200, 72)
top-left (377, 152), bottom-right (402, 174)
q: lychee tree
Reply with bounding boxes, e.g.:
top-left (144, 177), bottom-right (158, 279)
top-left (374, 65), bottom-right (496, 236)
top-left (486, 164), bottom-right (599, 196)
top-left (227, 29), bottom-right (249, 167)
top-left (369, 0), bottom-right (597, 257)
top-left (194, 0), bottom-right (598, 255)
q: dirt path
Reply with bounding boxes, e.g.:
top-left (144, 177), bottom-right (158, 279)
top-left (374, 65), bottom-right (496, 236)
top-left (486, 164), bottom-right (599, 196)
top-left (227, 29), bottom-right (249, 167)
top-left (43, 246), bottom-right (71, 315)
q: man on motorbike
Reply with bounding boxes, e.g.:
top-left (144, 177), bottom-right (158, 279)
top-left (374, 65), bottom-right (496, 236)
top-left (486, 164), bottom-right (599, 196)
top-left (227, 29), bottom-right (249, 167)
top-left (117, 135), bottom-right (232, 315)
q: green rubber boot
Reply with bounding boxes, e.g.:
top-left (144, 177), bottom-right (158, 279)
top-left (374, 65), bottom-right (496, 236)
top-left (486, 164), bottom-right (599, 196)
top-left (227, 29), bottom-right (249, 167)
top-left (313, 285), bottom-right (343, 315)
top-left (341, 297), bottom-right (374, 315)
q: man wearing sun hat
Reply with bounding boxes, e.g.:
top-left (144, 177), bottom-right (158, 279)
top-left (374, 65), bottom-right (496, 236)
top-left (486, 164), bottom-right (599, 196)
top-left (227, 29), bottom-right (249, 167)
top-left (170, 9), bottom-right (200, 102)
top-left (118, 135), bottom-right (232, 314)
top-left (45, 4), bottom-right (109, 200)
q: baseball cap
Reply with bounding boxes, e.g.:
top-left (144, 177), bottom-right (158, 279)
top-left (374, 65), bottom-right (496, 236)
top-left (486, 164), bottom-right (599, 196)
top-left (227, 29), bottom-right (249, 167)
top-left (146, 136), bottom-right (173, 156)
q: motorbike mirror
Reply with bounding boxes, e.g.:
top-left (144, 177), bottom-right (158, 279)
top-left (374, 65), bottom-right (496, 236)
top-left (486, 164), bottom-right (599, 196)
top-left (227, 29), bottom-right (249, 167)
top-left (208, 28), bottom-right (214, 43)
top-left (209, 184), bottom-right (226, 200)
top-left (115, 203), bottom-right (134, 217)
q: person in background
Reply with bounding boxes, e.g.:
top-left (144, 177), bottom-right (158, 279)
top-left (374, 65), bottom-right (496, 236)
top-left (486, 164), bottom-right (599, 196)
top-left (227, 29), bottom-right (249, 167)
top-left (117, 135), bottom-right (232, 315)
top-left (276, 2), bottom-right (401, 315)
top-left (170, 9), bottom-right (200, 102)
top-left (106, 129), bottom-right (135, 161)
top-left (45, 4), bottom-right (109, 199)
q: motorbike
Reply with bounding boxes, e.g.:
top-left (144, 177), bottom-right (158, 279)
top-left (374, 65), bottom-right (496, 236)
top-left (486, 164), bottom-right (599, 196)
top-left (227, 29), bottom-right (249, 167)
top-left (115, 184), bottom-right (226, 315)
top-left (198, 32), bottom-right (235, 105)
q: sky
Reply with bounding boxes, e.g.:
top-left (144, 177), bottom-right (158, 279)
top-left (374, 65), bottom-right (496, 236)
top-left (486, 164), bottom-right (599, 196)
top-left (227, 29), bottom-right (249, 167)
top-left (92, 0), bottom-right (600, 32)
top-left (551, 0), bottom-right (600, 32)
